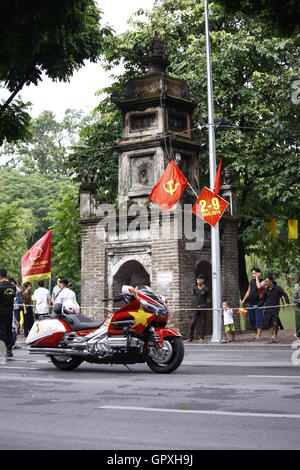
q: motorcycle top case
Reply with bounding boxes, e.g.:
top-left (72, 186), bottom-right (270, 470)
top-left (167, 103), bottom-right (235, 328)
top-left (26, 319), bottom-right (67, 346)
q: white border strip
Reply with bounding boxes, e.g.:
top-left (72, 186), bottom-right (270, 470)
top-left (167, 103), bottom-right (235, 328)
top-left (247, 375), bottom-right (300, 379)
top-left (98, 405), bottom-right (300, 420)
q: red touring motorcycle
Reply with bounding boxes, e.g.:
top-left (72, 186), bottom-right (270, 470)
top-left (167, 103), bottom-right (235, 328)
top-left (26, 286), bottom-right (184, 374)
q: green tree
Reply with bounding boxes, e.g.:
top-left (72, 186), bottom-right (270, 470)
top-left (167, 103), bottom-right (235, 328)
top-left (0, 168), bottom-right (69, 245)
top-left (68, 97), bottom-right (121, 202)
top-left (0, 0), bottom-right (112, 144)
top-left (0, 107), bottom-right (91, 290)
top-left (215, 0), bottom-right (300, 37)
top-left (2, 109), bottom-right (91, 174)
top-left (47, 183), bottom-right (81, 298)
top-left (0, 201), bottom-right (36, 279)
top-left (0, 98), bottom-right (31, 145)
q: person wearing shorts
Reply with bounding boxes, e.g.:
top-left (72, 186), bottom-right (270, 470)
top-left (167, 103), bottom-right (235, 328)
top-left (258, 274), bottom-right (289, 343)
top-left (223, 301), bottom-right (235, 342)
top-left (293, 276), bottom-right (300, 341)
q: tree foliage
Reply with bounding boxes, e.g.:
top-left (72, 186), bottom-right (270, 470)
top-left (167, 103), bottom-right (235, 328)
top-left (0, 167), bottom-right (69, 245)
top-left (47, 183), bottom-right (82, 298)
top-left (0, 0), bottom-right (112, 144)
top-left (215, 0), bottom-right (300, 37)
top-left (68, 97), bottom-right (121, 202)
top-left (0, 168), bottom-right (81, 286)
top-left (0, 99), bottom-right (31, 145)
top-left (0, 0), bottom-right (107, 91)
top-left (2, 109), bottom-right (91, 174)
top-left (0, 202), bottom-right (36, 279)
top-left (0, 107), bottom-right (89, 285)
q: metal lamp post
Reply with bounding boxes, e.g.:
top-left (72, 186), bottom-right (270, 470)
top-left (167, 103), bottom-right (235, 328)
top-left (204, 0), bottom-right (222, 342)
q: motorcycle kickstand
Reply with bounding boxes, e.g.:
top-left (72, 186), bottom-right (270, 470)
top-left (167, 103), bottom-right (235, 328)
top-left (123, 364), bottom-right (132, 372)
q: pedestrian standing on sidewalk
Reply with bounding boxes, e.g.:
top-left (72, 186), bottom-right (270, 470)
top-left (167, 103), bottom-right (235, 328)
top-left (293, 276), bottom-right (300, 341)
top-left (255, 273), bottom-right (285, 332)
top-left (9, 278), bottom-right (21, 335)
top-left (223, 301), bottom-right (235, 342)
top-left (54, 278), bottom-right (76, 305)
top-left (51, 278), bottom-right (62, 305)
top-left (241, 267), bottom-right (264, 341)
top-left (188, 274), bottom-right (210, 343)
top-left (32, 280), bottom-right (50, 320)
top-left (22, 282), bottom-right (34, 337)
top-left (0, 269), bottom-right (16, 358)
top-left (257, 274), bottom-right (289, 343)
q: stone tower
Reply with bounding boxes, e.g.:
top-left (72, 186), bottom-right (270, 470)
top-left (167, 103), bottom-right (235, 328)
top-left (79, 35), bottom-right (240, 337)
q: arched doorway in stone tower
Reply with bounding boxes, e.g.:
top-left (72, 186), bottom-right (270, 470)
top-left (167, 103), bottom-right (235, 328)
top-left (195, 260), bottom-right (213, 336)
top-left (113, 260), bottom-right (150, 298)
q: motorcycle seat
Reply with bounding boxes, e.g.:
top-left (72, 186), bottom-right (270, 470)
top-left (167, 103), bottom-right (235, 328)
top-left (62, 314), bottom-right (105, 331)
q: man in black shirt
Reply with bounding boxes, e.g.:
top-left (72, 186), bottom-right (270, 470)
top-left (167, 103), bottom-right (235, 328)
top-left (188, 274), bottom-right (210, 343)
top-left (0, 268), bottom-right (16, 358)
top-left (241, 267), bottom-right (264, 341)
top-left (257, 274), bottom-right (289, 343)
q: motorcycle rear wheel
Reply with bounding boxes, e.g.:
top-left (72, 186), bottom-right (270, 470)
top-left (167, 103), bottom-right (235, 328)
top-left (50, 355), bottom-right (83, 371)
top-left (146, 337), bottom-right (184, 374)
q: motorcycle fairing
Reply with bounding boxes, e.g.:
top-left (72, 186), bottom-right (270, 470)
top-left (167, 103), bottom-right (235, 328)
top-left (25, 319), bottom-right (67, 346)
top-left (108, 300), bottom-right (156, 336)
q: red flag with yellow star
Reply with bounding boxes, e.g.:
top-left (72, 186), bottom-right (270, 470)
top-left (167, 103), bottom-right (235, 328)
top-left (149, 160), bottom-right (188, 211)
top-left (21, 231), bottom-right (52, 283)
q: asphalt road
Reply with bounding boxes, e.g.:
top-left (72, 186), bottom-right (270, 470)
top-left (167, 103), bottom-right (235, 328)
top-left (0, 344), bottom-right (300, 450)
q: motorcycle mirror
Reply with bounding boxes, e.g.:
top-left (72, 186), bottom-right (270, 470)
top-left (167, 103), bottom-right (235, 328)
top-left (122, 285), bottom-right (136, 296)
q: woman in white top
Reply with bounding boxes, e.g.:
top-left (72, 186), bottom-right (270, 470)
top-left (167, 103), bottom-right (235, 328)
top-left (54, 278), bottom-right (76, 305)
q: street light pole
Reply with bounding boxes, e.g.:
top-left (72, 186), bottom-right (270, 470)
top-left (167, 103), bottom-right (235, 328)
top-left (204, 0), bottom-right (222, 342)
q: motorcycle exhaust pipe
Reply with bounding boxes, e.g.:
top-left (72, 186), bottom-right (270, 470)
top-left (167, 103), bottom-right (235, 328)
top-left (28, 347), bottom-right (90, 358)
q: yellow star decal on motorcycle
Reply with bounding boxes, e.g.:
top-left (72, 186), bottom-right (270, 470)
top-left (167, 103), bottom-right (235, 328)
top-left (128, 305), bottom-right (153, 328)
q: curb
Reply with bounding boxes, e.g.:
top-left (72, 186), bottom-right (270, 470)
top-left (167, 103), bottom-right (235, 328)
top-left (16, 342), bottom-right (293, 352)
top-left (184, 343), bottom-right (293, 351)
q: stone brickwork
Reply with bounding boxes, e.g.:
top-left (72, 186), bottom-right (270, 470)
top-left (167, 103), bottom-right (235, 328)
top-left (80, 221), bottom-right (107, 319)
top-left (221, 215), bottom-right (241, 330)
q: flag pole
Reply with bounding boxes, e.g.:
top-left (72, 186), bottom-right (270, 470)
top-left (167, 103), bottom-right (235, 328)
top-left (204, 0), bottom-right (222, 342)
top-left (49, 275), bottom-right (52, 308)
top-left (187, 182), bottom-right (199, 199)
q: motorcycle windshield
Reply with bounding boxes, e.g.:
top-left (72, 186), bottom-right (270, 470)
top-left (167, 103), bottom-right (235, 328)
top-left (135, 286), bottom-right (168, 317)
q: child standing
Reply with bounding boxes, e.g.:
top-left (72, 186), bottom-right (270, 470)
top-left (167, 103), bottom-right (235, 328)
top-left (223, 301), bottom-right (235, 342)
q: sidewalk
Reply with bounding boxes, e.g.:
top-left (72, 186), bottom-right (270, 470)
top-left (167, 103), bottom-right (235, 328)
top-left (185, 329), bottom-right (298, 350)
top-left (15, 330), bottom-right (298, 350)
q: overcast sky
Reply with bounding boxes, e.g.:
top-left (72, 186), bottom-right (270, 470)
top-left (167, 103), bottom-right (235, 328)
top-left (1, 0), bottom-right (154, 120)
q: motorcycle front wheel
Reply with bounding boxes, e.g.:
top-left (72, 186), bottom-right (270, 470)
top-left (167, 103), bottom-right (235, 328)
top-left (146, 337), bottom-right (184, 374)
top-left (50, 355), bottom-right (83, 371)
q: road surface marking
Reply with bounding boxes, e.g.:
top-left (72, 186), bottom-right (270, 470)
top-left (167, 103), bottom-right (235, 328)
top-left (9, 359), bottom-right (50, 363)
top-left (183, 361), bottom-right (292, 367)
top-left (0, 366), bottom-right (38, 370)
top-left (98, 405), bottom-right (300, 420)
